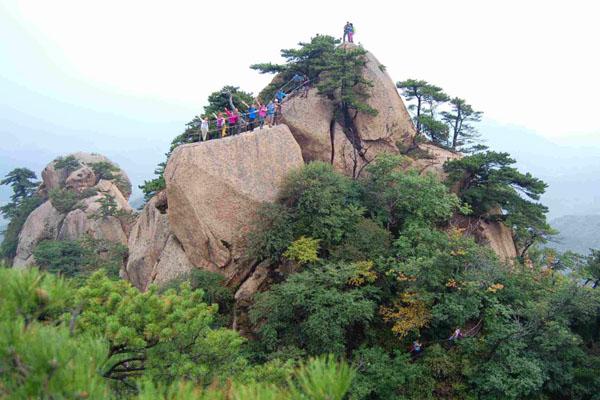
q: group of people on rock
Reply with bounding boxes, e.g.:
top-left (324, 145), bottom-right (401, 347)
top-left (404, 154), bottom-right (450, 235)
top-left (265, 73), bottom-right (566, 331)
top-left (193, 73), bottom-right (310, 142)
top-left (192, 21), bottom-right (357, 142)
top-left (195, 98), bottom-right (281, 142)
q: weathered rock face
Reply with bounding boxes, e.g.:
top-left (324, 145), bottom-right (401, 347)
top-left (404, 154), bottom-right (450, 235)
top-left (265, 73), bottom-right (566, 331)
top-left (65, 166), bottom-right (96, 192)
top-left (13, 201), bottom-right (65, 268)
top-left (41, 152), bottom-right (132, 198)
top-left (353, 48), bottom-right (416, 146)
top-left (13, 154), bottom-right (133, 268)
top-left (412, 143), bottom-right (462, 181)
top-left (123, 192), bottom-right (194, 291)
top-left (281, 46), bottom-right (416, 177)
top-left (451, 214), bottom-right (518, 262)
top-left (164, 125), bottom-right (304, 286)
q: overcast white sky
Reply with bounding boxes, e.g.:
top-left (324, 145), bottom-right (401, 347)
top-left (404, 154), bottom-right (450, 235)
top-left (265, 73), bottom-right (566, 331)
top-left (2, 0), bottom-right (600, 139)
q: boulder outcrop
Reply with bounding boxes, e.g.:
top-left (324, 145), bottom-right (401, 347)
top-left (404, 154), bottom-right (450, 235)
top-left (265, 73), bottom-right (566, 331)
top-left (412, 143), bottom-right (462, 181)
top-left (281, 45), bottom-right (416, 177)
top-left (163, 125), bottom-right (304, 286)
top-left (13, 153), bottom-right (133, 268)
top-left (451, 214), bottom-right (518, 262)
top-left (12, 201), bottom-right (65, 268)
top-left (123, 192), bottom-right (194, 291)
top-left (41, 152), bottom-right (131, 198)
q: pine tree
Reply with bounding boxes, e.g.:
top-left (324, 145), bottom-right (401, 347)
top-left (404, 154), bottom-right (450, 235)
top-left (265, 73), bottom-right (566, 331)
top-left (442, 97), bottom-right (483, 150)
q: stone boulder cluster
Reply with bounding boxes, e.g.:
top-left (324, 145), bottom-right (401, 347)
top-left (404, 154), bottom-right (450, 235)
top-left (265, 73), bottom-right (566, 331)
top-left (13, 152), bottom-right (133, 267)
top-left (13, 46), bottom-right (518, 328)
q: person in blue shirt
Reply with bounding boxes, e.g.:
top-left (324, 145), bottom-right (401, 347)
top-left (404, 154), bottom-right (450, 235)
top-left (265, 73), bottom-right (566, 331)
top-left (276, 89), bottom-right (286, 104)
top-left (242, 100), bottom-right (258, 132)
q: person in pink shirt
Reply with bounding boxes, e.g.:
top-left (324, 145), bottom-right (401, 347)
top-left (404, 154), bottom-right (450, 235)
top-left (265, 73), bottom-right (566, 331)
top-left (225, 108), bottom-right (240, 135)
top-left (212, 112), bottom-right (227, 138)
top-left (257, 101), bottom-right (268, 129)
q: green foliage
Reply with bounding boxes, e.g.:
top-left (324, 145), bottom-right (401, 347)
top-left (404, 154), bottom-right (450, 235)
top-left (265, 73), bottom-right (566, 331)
top-left (0, 167), bottom-right (42, 261)
top-left (283, 236), bottom-right (320, 265)
top-left (441, 97), bottom-right (483, 150)
top-left (89, 192), bottom-right (132, 222)
top-left (162, 269), bottom-right (235, 327)
top-left (397, 79), bottom-right (449, 140)
top-left (330, 217), bottom-right (392, 262)
top-left (203, 85), bottom-right (254, 117)
top-left (89, 161), bottom-right (131, 195)
top-left (0, 268), bottom-right (110, 399)
top-left (316, 44), bottom-right (377, 117)
top-left (33, 236), bottom-right (127, 280)
top-left (0, 167), bottom-right (39, 209)
top-left (139, 162), bottom-right (166, 203)
top-left (252, 35), bottom-right (339, 101)
top-left (247, 203), bottom-right (295, 263)
top-left (279, 162), bottom-right (363, 252)
top-left (0, 319), bottom-right (110, 399)
top-left (444, 151), bottom-right (552, 254)
top-left (89, 161), bottom-right (118, 180)
top-left (250, 262), bottom-right (378, 356)
top-left (249, 163), bottom-right (364, 263)
top-left (54, 155), bottom-right (82, 174)
top-left (75, 271), bottom-right (247, 388)
top-left (350, 347), bottom-right (433, 399)
top-left (49, 187), bottom-right (83, 214)
top-left (135, 356), bottom-right (354, 400)
top-left (362, 154), bottom-right (465, 233)
top-left (288, 355), bottom-right (355, 400)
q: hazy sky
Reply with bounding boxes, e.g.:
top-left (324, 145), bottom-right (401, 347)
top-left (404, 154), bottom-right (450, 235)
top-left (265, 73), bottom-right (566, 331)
top-left (1, 0), bottom-right (599, 213)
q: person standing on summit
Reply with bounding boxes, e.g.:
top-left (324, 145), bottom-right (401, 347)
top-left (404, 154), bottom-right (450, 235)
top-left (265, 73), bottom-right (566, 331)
top-left (347, 22), bottom-right (355, 43)
top-left (343, 21), bottom-right (350, 42)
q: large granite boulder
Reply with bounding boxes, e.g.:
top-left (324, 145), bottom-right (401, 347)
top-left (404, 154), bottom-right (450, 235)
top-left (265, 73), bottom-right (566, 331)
top-left (281, 45), bottom-right (416, 177)
top-left (123, 192), bottom-right (194, 291)
top-left (12, 201), bottom-right (65, 268)
top-left (163, 125), bottom-right (304, 286)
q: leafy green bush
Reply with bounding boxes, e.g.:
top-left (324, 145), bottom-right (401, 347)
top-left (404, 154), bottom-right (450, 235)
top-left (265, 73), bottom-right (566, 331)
top-left (33, 236), bottom-right (127, 280)
top-left (250, 262), bottom-right (378, 356)
top-left (283, 236), bottom-right (320, 265)
top-left (49, 187), bottom-right (83, 214)
top-left (53, 155), bottom-right (81, 174)
top-left (89, 161), bottom-right (131, 195)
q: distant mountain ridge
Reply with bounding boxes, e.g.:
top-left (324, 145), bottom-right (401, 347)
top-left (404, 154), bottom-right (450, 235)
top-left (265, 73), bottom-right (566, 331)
top-left (549, 214), bottom-right (600, 254)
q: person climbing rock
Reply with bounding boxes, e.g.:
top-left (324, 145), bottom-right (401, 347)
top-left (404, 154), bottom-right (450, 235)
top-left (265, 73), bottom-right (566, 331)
top-left (258, 101), bottom-right (267, 129)
top-left (266, 100), bottom-right (276, 127)
top-left (410, 340), bottom-right (423, 357)
top-left (449, 327), bottom-right (463, 341)
top-left (200, 116), bottom-right (209, 141)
